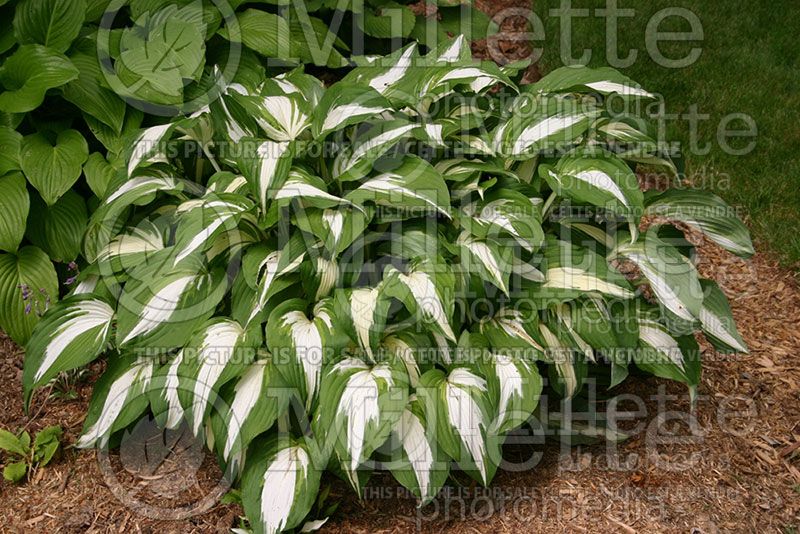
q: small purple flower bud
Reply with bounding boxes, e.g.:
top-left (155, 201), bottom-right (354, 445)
top-left (68, 261), bottom-right (78, 271)
top-left (64, 275), bottom-right (78, 286)
top-left (24, 302), bottom-right (32, 315)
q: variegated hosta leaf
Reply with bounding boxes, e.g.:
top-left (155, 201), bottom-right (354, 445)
top-left (241, 437), bottom-right (322, 534)
top-left (312, 358), bottom-right (409, 490)
top-left (332, 120), bottom-right (420, 182)
top-left (492, 98), bottom-right (601, 156)
top-left (266, 299), bottom-right (328, 410)
top-left (613, 233), bottom-right (703, 324)
top-left (270, 67), bottom-right (325, 109)
top-left (380, 331), bottom-right (432, 388)
top-left (455, 231), bottom-right (512, 295)
top-left (384, 258), bottom-right (456, 342)
top-left (23, 296), bottom-right (115, 406)
top-left (698, 279), bottom-right (748, 353)
top-left (634, 315), bottom-right (701, 397)
top-left (84, 167), bottom-right (181, 262)
top-left (237, 138), bottom-right (293, 214)
top-left (149, 351), bottom-right (185, 431)
top-left (116, 265), bottom-right (227, 350)
top-left (300, 253), bottom-right (340, 301)
top-left (333, 285), bottom-right (392, 361)
top-left (539, 238), bottom-right (634, 301)
top-left (76, 356), bottom-right (155, 448)
top-left (342, 43), bottom-right (419, 103)
top-left (275, 167), bottom-right (354, 210)
top-left (434, 158), bottom-right (518, 184)
top-left (247, 232), bottom-right (307, 325)
top-left (461, 188), bottom-right (545, 252)
top-left (176, 318), bottom-right (256, 436)
top-left (212, 360), bottom-right (292, 473)
top-left (418, 367), bottom-right (499, 485)
top-left (644, 188), bottom-right (755, 258)
top-left (527, 64), bottom-right (655, 98)
top-left (417, 61), bottom-right (515, 101)
top-left (311, 83), bottom-right (392, 139)
top-left (294, 205), bottom-right (372, 255)
top-left (542, 149), bottom-right (644, 230)
top-left (485, 351), bottom-right (542, 434)
top-left (172, 193), bottom-right (253, 266)
top-left (206, 171), bottom-right (250, 195)
top-left (234, 91), bottom-right (311, 142)
top-left (94, 220), bottom-right (166, 273)
top-left (427, 34), bottom-right (472, 64)
top-left (538, 323), bottom-right (587, 399)
top-left (126, 123), bottom-right (177, 177)
top-left (346, 155), bottom-right (451, 218)
top-left (480, 308), bottom-right (545, 356)
top-left (387, 396), bottom-right (449, 504)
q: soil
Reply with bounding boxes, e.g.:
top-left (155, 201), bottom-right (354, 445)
top-left (2, 0), bottom-right (799, 532)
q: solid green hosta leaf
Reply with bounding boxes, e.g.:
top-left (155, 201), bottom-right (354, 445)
top-left (0, 246), bottom-right (58, 345)
top-left (634, 315), bottom-right (701, 397)
top-left (480, 307), bottom-right (545, 355)
top-left (527, 64), bottom-right (655, 98)
top-left (387, 397), bottom-right (450, 504)
top-left (539, 238), bottom-right (634, 301)
top-left (346, 155), bottom-right (451, 218)
top-left (485, 351), bottom-right (542, 434)
top-left (241, 437), bottom-right (321, 534)
top-left (246, 233), bottom-right (307, 325)
top-left (384, 258), bottom-right (456, 342)
top-left (237, 138), bottom-right (293, 214)
top-left (23, 296), bottom-right (114, 406)
top-left (25, 190), bottom-right (87, 262)
top-left (614, 233), bottom-right (703, 324)
top-left (455, 232), bottom-right (512, 295)
top-left (266, 299), bottom-right (327, 410)
top-left (311, 83), bottom-right (392, 139)
top-left (286, 13), bottom-right (349, 68)
top-left (13, 0), bottom-right (85, 52)
top-left (115, 14), bottom-right (206, 106)
top-left (222, 9), bottom-right (291, 59)
top-left (417, 367), bottom-right (500, 485)
top-left (19, 130), bottom-right (88, 205)
top-left (0, 45), bottom-right (79, 113)
top-left (313, 358), bottom-right (408, 489)
top-left (542, 149), bottom-right (644, 228)
top-left (116, 265), bottom-right (227, 350)
top-left (63, 50), bottom-right (127, 133)
top-left (644, 188), bottom-right (755, 258)
top-left (171, 193), bottom-right (254, 266)
top-left (0, 172), bottom-right (30, 252)
top-left (492, 98), bottom-right (600, 157)
top-left (212, 360), bottom-right (292, 472)
top-left (360, 1), bottom-right (415, 38)
top-left (83, 153), bottom-right (119, 199)
top-left (698, 279), bottom-right (748, 353)
top-left (0, 126), bottom-right (22, 175)
top-left (461, 188), bottom-right (545, 252)
top-left (333, 120), bottom-right (420, 182)
top-left (76, 355), bottom-right (155, 448)
top-left (333, 285), bottom-right (391, 361)
top-left (176, 318), bottom-right (255, 435)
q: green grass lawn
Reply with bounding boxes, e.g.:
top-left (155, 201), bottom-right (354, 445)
top-left (531, 0), bottom-right (800, 268)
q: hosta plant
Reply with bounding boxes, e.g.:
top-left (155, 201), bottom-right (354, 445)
top-left (0, 0), bottom-right (486, 346)
top-left (22, 36), bottom-right (752, 533)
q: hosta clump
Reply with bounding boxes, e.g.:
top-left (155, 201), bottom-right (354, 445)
top-left (23, 37), bottom-right (752, 533)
